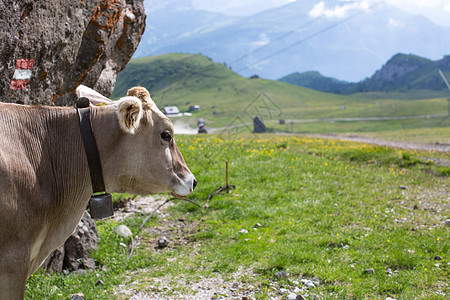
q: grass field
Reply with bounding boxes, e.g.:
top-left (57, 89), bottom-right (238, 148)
top-left (25, 134), bottom-right (449, 299)
top-left (359, 127), bottom-right (450, 145)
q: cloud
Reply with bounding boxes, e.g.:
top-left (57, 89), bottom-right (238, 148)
top-left (309, 1), bottom-right (371, 19)
top-left (388, 18), bottom-right (404, 27)
top-left (445, 4), bottom-right (450, 12)
top-left (252, 33), bottom-right (270, 47)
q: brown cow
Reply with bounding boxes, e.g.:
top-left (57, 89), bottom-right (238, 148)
top-left (0, 86), bottom-right (196, 299)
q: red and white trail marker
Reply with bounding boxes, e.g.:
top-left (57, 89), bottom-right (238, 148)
top-left (10, 58), bottom-right (34, 90)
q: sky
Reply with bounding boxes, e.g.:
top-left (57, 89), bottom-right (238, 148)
top-left (190, 0), bottom-right (450, 27)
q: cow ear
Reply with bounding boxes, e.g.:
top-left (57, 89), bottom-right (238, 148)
top-left (76, 85), bottom-right (112, 106)
top-left (127, 86), bottom-right (154, 110)
top-left (116, 96), bottom-right (143, 134)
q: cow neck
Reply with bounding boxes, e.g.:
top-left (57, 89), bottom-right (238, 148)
top-left (76, 97), bottom-right (113, 219)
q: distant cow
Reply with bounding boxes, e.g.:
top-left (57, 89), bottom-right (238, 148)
top-left (0, 86), bottom-right (196, 299)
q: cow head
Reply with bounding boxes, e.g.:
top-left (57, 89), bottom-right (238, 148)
top-left (76, 85), bottom-right (197, 198)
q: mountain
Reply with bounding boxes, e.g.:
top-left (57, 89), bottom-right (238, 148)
top-left (136, 0), bottom-right (450, 82)
top-left (278, 71), bottom-right (349, 93)
top-left (354, 54), bottom-right (450, 93)
top-left (279, 54), bottom-right (450, 94)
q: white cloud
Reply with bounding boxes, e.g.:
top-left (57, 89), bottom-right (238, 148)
top-left (309, 2), bottom-right (325, 18)
top-left (388, 18), bottom-right (404, 27)
top-left (309, 1), bottom-right (371, 19)
top-left (445, 4), bottom-right (450, 12)
top-left (253, 33), bottom-right (270, 47)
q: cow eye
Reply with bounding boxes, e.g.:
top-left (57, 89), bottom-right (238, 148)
top-left (161, 131), bottom-right (172, 142)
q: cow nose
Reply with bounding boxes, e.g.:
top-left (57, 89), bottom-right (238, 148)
top-left (193, 179), bottom-right (197, 190)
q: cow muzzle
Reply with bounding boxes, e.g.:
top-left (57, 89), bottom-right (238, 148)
top-left (172, 173), bottom-right (197, 198)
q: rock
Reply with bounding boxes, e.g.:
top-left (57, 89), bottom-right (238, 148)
top-left (286, 293), bottom-right (298, 300)
top-left (274, 270), bottom-right (288, 279)
top-left (386, 268), bottom-right (392, 274)
top-left (239, 229), bottom-right (249, 234)
top-left (96, 279), bottom-right (105, 286)
top-left (73, 269), bottom-right (87, 276)
top-left (364, 268), bottom-right (375, 274)
top-left (445, 219), bottom-right (450, 227)
top-left (287, 294), bottom-right (306, 300)
top-left (0, 0), bottom-right (145, 106)
top-left (41, 245), bottom-right (64, 273)
top-left (71, 295), bottom-right (85, 300)
top-left (254, 223), bottom-right (262, 228)
top-left (311, 277), bottom-right (320, 286)
top-left (399, 186), bottom-right (407, 190)
top-left (434, 255), bottom-right (442, 260)
top-left (114, 225), bottom-right (133, 238)
top-left (301, 279), bottom-right (315, 288)
top-left (280, 288), bottom-right (289, 294)
top-left (158, 236), bottom-right (169, 248)
top-left (64, 212), bottom-right (98, 271)
top-left (82, 258), bottom-right (96, 270)
top-left (43, 212), bottom-right (98, 272)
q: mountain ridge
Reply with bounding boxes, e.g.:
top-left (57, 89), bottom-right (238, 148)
top-left (279, 53), bottom-right (450, 93)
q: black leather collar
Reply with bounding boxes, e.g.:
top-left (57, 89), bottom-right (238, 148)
top-left (76, 97), bottom-right (106, 193)
top-left (76, 97), bottom-right (113, 219)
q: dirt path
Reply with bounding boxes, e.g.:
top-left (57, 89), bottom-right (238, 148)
top-left (304, 133), bottom-right (450, 153)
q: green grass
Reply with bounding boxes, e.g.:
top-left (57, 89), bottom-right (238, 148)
top-left (26, 134), bottom-right (449, 299)
top-left (358, 127), bottom-right (450, 145)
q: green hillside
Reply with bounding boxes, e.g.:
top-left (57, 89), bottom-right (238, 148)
top-left (113, 53), bottom-right (449, 131)
top-left (279, 71), bottom-right (349, 93)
